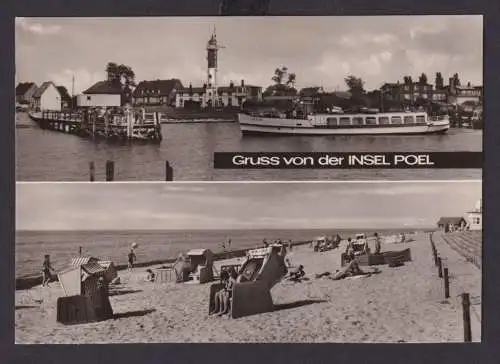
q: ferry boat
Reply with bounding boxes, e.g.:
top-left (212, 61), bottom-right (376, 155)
top-left (238, 111), bottom-right (450, 136)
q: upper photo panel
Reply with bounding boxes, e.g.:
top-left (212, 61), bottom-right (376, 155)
top-left (15, 16), bottom-right (483, 181)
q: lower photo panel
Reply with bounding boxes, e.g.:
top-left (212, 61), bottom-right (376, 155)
top-left (15, 181), bottom-right (482, 343)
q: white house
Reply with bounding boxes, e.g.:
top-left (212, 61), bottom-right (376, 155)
top-left (465, 199), bottom-right (482, 231)
top-left (32, 81), bottom-right (62, 111)
top-left (77, 81), bottom-right (122, 108)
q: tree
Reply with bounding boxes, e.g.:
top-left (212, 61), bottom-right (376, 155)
top-left (271, 66), bottom-right (288, 85)
top-left (105, 62), bottom-right (136, 104)
top-left (264, 66), bottom-right (297, 97)
top-left (435, 72), bottom-right (444, 89)
top-left (418, 73), bottom-right (428, 85)
top-left (403, 76), bottom-right (413, 84)
top-left (344, 75), bottom-right (365, 97)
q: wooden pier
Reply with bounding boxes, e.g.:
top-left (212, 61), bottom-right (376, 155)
top-left (28, 108), bottom-right (163, 142)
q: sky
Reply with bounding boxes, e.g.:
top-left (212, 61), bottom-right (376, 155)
top-left (15, 16), bottom-right (483, 94)
top-left (16, 182), bottom-right (481, 231)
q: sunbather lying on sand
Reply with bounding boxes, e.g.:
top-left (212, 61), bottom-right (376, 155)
top-left (315, 260), bottom-right (380, 280)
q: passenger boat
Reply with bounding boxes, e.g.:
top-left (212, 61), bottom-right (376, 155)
top-left (238, 111), bottom-right (450, 136)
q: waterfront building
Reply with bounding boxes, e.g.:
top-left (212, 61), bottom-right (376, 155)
top-left (448, 80), bottom-right (483, 106)
top-left (132, 79), bottom-right (183, 107)
top-left (77, 80), bottom-right (122, 108)
top-left (465, 199), bottom-right (482, 231)
top-left (56, 86), bottom-right (72, 109)
top-left (436, 217), bottom-right (467, 232)
top-left (31, 81), bottom-right (62, 111)
top-left (16, 82), bottom-right (38, 106)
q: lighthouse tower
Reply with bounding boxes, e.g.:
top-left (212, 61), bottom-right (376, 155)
top-left (206, 29), bottom-right (222, 107)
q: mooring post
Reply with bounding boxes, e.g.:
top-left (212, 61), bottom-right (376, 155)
top-left (461, 293), bottom-right (472, 342)
top-left (165, 161), bottom-right (174, 181)
top-left (444, 267), bottom-right (450, 298)
top-left (89, 161), bottom-right (95, 182)
top-left (437, 257), bottom-right (443, 278)
top-left (105, 160), bottom-right (115, 181)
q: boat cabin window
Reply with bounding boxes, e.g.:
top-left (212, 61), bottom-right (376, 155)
top-left (391, 116), bottom-right (402, 124)
top-left (326, 117), bottom-right (338, 126)
top-left (378, 116), bottom-right (390, 125)
top-left (339, 117), bottom-right (351, 126)
top-left (404, 115), bottom-right (415, 124)
top-left (416, 115), bottom-right (426, 124)
top-left (365, 117), bottom-right (377, 125)
top-left (352, 117), bottom-right (364, 125)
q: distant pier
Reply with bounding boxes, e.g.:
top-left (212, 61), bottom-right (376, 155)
top-left (28, 108), bottom-right (163, 142)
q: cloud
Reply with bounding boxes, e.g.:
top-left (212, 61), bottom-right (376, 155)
top-left (15, 17), bottom-right (61, 35)
top-left (48, 68), bottom-right (104, 93)
top-left (15, 16), bottom-right (483, 92)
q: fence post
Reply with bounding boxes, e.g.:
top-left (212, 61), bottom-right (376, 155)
top-left (165, 160), bottom-right (174, 181)
top-left (461, 293), bottom-right (472, 342)
top-left (444, 267), bottom-right (450, 298)
top-left (437, 257), bottom-right (443, 278)
top-left (106, 160), bottom-right (115, 181)
top-left (89, 162), bottom-right (95, 182)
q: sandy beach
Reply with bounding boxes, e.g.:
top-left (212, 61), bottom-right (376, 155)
top-left (15, 232), bottom-right (481, 343)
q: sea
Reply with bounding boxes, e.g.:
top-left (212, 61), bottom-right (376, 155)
top-left (16, 228), bottom-right (427, 278)
top-left (15, 112), bottom-right (482, 181)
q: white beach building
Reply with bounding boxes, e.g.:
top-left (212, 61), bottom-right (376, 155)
top-left (31, 81), bottom-right (62, 111)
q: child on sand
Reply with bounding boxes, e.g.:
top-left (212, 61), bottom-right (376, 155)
top-left (128, 249), bottom-right (137, 271)
top-left (41, 254), bottom-right (54, 287)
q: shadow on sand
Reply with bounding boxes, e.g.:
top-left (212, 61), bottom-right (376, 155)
top-left (108, 289), bottom-right (143, 297)
top-left (113, 309), bottom-right (156, 319)
top-left (15, 305), bottom-right (39, 310)
top-left (274, 299), bottom-right (328, 312)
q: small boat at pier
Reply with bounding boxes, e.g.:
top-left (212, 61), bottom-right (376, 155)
top-left (238, 110), bottom-right (450, 136)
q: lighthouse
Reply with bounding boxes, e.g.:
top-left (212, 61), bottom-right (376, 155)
top-left (206, 29), bottom-right (223, 107)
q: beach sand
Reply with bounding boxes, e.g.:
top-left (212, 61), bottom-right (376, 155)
top-left (15, 233), bottom-right (480, 343)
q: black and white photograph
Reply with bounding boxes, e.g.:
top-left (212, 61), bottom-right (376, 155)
top-left (15, 16), bottom-right (482, 181)
top-left (15, 181), bottom-right (481, 343)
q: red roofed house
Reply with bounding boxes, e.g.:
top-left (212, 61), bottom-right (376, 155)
top-left (132, 79), bottom-right (183, 107)
top-left (76, 81), bottom-right (123, 107)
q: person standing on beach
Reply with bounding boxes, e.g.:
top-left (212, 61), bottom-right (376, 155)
top-left (374, 233), bottom-right (382, 255)
top-left (41, 254), bottom-right (54, 287)
top-left (128, 249), bottom-right (137, 271)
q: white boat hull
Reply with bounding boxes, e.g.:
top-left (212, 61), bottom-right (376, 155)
top-left (238, 113), bottom-right (450, 136)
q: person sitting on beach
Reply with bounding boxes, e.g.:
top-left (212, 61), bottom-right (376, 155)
top-left (288, 265), bottom-right (306, 282)
top-left (374, 233), bottom-right (382, 255)
top-left (210, 267), bottom-right (238, 316)
top-left (145, 269), bottom-right (156, 282)
top-left (41, 254), bottom-right (54, 287)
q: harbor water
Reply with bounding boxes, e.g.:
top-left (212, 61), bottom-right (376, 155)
top-left (16, 112), bottom-right (482, 181)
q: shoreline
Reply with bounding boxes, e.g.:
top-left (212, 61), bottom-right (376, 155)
top-left (15, 239), bottom-right (312, 290)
